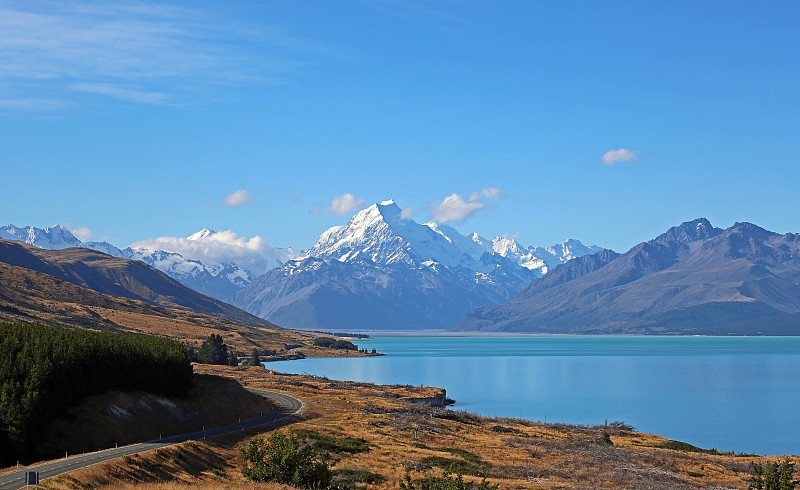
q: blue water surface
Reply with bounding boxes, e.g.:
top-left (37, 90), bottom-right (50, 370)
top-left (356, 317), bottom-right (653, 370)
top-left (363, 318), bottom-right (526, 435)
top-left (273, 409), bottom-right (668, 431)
top-left (266, 336), bottom-right (800, 456)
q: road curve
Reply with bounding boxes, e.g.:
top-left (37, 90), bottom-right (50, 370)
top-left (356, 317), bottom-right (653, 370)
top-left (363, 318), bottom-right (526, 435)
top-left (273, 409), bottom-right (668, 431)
top-left (0, 388), bottom-right (302, 490)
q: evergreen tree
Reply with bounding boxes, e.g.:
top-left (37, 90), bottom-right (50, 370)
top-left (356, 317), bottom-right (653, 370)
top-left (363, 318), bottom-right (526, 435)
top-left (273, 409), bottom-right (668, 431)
top-left (197, 334), bottom-right (228, 365)
top-left (250, 348), bottom-right (261, 368)
top-left (228, 349), bottom-right (240, 366)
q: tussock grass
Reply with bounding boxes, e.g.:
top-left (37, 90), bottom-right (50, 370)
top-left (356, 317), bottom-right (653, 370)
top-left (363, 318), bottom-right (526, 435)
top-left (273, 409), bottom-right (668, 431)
top-left (39, 364), bottom-right (794, 489)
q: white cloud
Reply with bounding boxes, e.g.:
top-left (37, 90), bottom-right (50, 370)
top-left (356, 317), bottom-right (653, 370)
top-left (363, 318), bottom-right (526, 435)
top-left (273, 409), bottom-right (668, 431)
top-left (70, 226), bottom-right (94, 241)
top-left (601, 148), bottom-right (639, 165)
top-left (400, 206), bottom-right (415, 220)
top-left (430, 188), bottom-right (505, 224)
top-left (69, 82), bottom-right (169, 105)
top-left (0, 2), bottom-right (332, 110)
top-left (130, 229), bottom-right (297, 276)
top-left (221, 189), bottom-right (254, 208)
top-left (324, 193), bottom-right (364, 216)
top-left (468, 187), bottom-right (504, 203)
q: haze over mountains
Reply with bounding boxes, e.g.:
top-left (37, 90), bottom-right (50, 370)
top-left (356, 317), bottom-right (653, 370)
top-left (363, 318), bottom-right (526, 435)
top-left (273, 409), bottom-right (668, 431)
top-left (454, 219), bottom-right (800, 334)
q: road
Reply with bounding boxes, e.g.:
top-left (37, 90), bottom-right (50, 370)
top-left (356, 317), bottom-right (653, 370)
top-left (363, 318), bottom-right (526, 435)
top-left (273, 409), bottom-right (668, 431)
top-left (0, 388), bottom-right (303, 490)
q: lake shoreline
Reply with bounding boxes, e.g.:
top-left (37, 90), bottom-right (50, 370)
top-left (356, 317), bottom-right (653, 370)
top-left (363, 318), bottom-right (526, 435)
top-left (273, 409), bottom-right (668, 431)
top-left (267, 336), bottom-right (800, 457)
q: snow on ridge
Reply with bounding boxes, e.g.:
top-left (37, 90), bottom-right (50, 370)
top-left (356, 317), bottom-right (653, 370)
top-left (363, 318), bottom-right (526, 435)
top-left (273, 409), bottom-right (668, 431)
top-left (187, 228), bottom-right (216, 240)
top-left (1, 223), bottom-right (84, 250)
top-left (1, 223), bottom-right (302, 300)
top-left (304, 200), bottom-right (602, 277)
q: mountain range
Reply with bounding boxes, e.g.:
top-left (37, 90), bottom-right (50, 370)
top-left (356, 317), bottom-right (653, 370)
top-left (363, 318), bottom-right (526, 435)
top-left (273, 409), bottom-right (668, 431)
top-left (0, 224), bottom-right (298, 301)
top-left (0, 238), bottom-right (277, 329)
top-left (230, 200), bottom-right (600, 330)
top-left (9, 209), bottom-right (797, 335)
top-left (453, 218), bottom-right (800, 334)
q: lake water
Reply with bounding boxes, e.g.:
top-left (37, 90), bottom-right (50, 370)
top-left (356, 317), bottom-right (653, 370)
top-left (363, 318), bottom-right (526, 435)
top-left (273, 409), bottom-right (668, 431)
top-left (266, 336), bottom-right (800, 456)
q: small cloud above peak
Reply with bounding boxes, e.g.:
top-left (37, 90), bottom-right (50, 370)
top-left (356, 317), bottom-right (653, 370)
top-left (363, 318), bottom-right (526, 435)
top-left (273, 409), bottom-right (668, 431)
top-left (602, 148), bottom-right (639, 165)
top-left (322, 193), bottom-right (364, 216)
top-left (70, 226), bottom-right (94, 241)
top-left (430, 188), bottom-right (505, 224)
top-left (221, 189), bottom-right (254, 207)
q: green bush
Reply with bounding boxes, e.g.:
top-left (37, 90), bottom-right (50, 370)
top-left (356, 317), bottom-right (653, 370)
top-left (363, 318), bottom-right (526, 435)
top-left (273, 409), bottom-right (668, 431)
top-left (333, 467), bottom-right (385, 485)
top-left (400, 471), bottom-right (499, 490)
top-left (749, 460), bottom-right (797, 490)
top-left (312, 337), bottom-right (357, 350)
top-left (240, 432), bottom-right (332, 489)
top-left (291, 428), bottom-right (370, 455)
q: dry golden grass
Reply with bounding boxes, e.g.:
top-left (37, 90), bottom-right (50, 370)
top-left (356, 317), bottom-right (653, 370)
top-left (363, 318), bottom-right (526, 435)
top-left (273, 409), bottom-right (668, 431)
top-left (38, 364), bottom-right (797, 489)
top-left (0, 261), bottom-right (377, 357)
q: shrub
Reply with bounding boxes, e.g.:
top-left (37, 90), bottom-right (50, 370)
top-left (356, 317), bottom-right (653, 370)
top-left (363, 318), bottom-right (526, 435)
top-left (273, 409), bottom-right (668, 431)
top-left (419, 455), bottom-right (491, 477)
top-left (333, 467), bottom-right (385, 485)
top-left (400, 471), bottom-right (499, 490)
top-left (749, 460), bottom-right (797, 490)
top-left (291, 428), bottom-right (370, 455)
top-left (240, 432), bottom-right (331, 489)
top-left (312, 337), bottom-right (357, 350)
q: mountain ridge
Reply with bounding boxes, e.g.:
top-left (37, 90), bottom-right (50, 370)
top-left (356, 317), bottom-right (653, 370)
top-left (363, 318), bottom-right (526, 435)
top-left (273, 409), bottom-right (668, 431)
top-left (452, 218), bottom-right (800, 334)
top-left (1, 224), bottom-right (299, 301)
top-left (231, 201), bottom-right (602, 330)
top-left (0, 238), bottom-right (280, 330)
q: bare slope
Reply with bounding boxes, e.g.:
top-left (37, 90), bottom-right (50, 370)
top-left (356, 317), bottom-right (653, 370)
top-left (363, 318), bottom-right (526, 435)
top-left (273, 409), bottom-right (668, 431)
top-left (0, 238), bottom-right (277, 329)
top-left (0, 260), bottom-right (314, 353)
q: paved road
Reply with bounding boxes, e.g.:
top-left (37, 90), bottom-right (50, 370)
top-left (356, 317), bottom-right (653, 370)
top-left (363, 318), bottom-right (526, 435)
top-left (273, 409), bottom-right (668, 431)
top-left (0, 388), bottom-right (303, 490)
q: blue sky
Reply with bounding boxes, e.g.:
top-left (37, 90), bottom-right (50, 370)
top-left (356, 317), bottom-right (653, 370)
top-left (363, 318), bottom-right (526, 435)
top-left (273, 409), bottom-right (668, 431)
top-left (2, 0), bottom-right (799, 253)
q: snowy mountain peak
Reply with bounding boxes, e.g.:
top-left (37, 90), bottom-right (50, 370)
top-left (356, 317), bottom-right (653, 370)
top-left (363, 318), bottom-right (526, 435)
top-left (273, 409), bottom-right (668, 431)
top-left (1, 223), bottom-right (84, 250)
top-left (187, 228), bottom-right (216, 240)
top-left (305, 200), bottom-right (605, 276)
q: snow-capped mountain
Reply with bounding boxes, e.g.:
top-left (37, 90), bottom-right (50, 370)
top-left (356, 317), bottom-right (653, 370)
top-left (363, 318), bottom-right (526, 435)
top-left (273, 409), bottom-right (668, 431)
top-left (0, 224), bottom-right (297, 301)
top-left (452, 218), bottom-right (800, 334)
top-left (492, 237), bottom-right (603, 274)
top-left (0, 224), bottom-right (84, 250)
top-left (304, 200), bottom-right (598, 277)
top-left (231, 200), bottom-right (603, 330)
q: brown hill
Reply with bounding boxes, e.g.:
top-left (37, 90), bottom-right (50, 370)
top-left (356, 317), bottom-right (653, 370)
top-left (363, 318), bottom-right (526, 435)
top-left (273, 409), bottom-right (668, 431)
top-left (0, 238), bottom-right (276, 330)
top-left (0, 259), bottom-right (313, 353)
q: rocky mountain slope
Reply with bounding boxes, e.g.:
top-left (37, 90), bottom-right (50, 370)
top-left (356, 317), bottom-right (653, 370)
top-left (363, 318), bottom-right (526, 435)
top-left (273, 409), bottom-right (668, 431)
top-left (0, 238), bottom-right (279, 330)
top-left (231, 200), bottom-right (600, 330)
top-left (0, 224), bottom-right (299, 301)
top-left (452, 218), bottom-right (800, 334)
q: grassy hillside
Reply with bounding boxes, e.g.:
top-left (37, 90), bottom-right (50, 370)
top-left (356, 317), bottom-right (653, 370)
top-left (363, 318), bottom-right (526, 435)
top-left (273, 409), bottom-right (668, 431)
top-left (0, 260), bottom-right (320, 354)
top-left (35, 365), bottom-right (796, 489)
top-left (0, 239), bottom-right (278, 329)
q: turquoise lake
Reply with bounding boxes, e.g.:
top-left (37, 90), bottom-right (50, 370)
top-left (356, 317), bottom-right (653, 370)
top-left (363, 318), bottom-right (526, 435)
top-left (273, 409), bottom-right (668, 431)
top-left (266, 336), bottom-right (800, 456)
